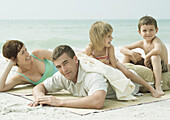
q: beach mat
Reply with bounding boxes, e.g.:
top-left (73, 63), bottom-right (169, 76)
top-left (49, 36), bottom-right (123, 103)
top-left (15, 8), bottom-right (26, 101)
top-left (5, 85), bottom-right (170, 115)
top-left (6, 84), bottom-right (34, 96)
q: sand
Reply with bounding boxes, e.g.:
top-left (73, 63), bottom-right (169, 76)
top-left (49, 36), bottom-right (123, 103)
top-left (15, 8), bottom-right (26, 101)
top-left (0, 92), bottom-right (170, 120)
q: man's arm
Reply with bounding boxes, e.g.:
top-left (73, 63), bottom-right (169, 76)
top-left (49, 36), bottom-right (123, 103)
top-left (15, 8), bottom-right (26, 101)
top-left (30, 89), bottom-right (106, 109)
top-left (28, 82), bottom-right (48, 107)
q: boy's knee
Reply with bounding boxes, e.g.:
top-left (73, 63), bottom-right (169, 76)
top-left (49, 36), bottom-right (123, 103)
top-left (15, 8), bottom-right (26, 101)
top-left (151, 55), bottom-right (161, 62)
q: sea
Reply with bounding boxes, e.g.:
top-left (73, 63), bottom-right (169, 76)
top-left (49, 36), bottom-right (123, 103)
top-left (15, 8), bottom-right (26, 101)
top-left (0, 19), bottom-right (170, 63)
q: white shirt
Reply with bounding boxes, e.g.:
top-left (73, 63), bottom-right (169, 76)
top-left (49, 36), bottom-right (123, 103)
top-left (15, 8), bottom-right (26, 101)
top-left (44, 63), bottom-right (116, 98)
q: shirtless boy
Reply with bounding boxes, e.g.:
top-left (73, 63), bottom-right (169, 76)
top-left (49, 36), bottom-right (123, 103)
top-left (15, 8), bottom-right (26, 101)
top-left (120, 16), bottom-right (169, 96)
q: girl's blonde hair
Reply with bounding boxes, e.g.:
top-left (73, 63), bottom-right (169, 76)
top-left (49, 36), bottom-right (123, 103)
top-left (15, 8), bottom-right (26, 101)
top-left (89, 21), bottom-right (113, 51)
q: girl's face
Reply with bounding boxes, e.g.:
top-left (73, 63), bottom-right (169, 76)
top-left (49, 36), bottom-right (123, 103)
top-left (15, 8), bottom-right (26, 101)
top-left (104, 32), bottom-right (113, 47)
top-left (16, 45), bottom-right (31, 66)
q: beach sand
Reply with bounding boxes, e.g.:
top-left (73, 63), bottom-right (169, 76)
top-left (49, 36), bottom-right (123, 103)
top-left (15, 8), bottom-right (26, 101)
top-left (0, 92), bottom-right (170, 120)
top-left (1, 50), bottom-right (170, 120)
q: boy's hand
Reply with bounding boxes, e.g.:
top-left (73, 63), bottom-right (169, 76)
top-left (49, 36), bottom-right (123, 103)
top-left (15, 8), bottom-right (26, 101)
top-left (144, 58), bottom-right (151, 67)
top-left (131, 52), bottom-right (143, 64)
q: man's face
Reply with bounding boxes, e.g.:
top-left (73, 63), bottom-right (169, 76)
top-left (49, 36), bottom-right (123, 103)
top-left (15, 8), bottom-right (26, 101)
top-left (53, 53), bottom-right (79, 83)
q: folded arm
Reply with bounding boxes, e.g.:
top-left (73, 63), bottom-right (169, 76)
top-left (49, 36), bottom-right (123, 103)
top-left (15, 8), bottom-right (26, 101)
top-left (0, 60), bottom-right (22, 92)
top-left (120, 41), bottom-right (144, 63)
top-left (145, 39), bottom-right (162, 59)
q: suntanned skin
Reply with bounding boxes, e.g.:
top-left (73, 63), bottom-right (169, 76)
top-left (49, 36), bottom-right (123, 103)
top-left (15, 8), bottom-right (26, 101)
top-left (28, 53), bottom-right (106, 109)
top-left (0, 45), bottom-right (53, 92)
top-left (120, 25), bottom-right (169, 96)
top-left (85, 31), bottom-right (159, 98)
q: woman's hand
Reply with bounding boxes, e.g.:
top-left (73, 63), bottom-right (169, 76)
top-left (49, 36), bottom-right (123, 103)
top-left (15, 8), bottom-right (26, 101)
top-left (8, 59), bottom-right (16, 66)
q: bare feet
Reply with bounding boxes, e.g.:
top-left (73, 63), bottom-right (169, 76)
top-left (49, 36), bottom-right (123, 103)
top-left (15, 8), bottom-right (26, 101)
top-left (150, 88), bottom-right (161, 98)
top-left (156, 86), bottom-right (165, 96)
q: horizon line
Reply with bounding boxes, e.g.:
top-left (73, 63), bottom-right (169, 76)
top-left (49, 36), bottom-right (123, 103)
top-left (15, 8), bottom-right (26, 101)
top-left (0, 18), bottom-right (170, 20)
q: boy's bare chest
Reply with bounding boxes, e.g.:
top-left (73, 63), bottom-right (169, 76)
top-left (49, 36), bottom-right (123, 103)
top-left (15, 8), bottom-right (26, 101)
top-left (143, 43), bottom-right (154, 54)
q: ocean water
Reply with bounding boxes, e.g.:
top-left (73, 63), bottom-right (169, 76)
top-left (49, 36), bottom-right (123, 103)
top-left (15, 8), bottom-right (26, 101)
top-left (0, 19), bottom-right (170, 61)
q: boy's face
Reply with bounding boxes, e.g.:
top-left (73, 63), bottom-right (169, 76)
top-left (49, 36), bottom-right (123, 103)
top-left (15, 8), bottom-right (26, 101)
top-left (104, 32), bottom-right (113, 47)
top-left (138, 25), bottom-right (158, 41)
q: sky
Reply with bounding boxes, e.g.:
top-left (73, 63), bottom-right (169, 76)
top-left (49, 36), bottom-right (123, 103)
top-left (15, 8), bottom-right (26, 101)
top-left (0, 0), bottom-right (169, 20)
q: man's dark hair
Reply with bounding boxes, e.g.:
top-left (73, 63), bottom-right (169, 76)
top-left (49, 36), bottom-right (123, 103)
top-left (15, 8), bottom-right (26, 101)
top-left (52, 45), bottom-right (75, 61)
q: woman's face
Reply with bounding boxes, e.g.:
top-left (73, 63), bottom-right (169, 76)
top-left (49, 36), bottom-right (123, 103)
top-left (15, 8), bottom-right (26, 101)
top-left (16, 45), bottom-right (31, 66)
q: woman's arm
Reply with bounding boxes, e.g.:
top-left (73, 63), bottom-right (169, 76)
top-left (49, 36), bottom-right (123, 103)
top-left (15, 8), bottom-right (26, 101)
top-left (0, 60), bottom-right (22, 91)
top-left (31, 49), bottom-right (53, 60)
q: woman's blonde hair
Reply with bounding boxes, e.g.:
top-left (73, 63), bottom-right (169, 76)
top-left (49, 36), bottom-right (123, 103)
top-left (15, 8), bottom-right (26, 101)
top-left (89, 21), bottom-right (113, 51)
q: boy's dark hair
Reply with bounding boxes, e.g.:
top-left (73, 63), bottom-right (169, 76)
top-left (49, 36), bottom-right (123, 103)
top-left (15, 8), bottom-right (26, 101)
top-left (3, 40), bottom-right (24, 60)
top-left (52, 45), bottom-right (75, 61)
top-left (138, 16), bottom-right (158, 31)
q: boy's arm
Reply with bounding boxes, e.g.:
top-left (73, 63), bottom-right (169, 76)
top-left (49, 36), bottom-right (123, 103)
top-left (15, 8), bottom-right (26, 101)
top-left (120, 40), bottom-right (143, 55)
top-left (145, 38), bottom-right (162, 59)
top-left (120, 40), bottom-right (143, 63)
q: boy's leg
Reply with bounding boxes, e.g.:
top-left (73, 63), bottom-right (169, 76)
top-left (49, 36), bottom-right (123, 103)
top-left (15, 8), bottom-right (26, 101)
top-left (150, 55), bottom-right (164, 96)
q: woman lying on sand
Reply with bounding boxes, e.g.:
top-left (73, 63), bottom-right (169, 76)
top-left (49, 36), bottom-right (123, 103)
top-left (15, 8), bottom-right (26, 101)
top-left (0, 40), bottom-right (58, 91)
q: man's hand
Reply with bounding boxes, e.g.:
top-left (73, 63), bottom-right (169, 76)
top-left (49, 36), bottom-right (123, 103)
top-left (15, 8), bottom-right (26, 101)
top-left (28, 100), bottom-right (40, 107)
top-left (28, 96), bottom-right (61, 107)
top-left (38, 96), bottom-right (61, 107)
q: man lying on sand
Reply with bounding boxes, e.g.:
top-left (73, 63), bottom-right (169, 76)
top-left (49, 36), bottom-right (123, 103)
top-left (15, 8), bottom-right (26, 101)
top-left (28, 45), bottom-right (117, 109)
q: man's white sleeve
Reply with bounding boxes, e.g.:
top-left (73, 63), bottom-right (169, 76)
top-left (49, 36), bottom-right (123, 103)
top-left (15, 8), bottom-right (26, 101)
top-left (86, 73), bottom-right (108, 96)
